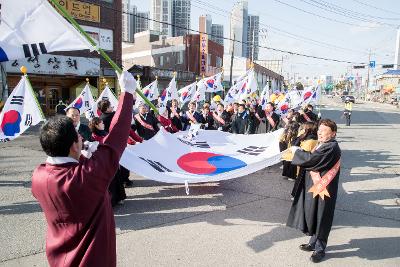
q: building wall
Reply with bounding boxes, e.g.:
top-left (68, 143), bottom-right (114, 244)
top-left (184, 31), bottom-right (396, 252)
top-left (5, 0), bottom-right (122, 115)
top-left (172, 0), bottom-right (191, 37)
top-left (122, 33), bottom-right (223, 76)
top-left (395, 28), bottom-right (400, 70)
top-left (199, 15), bottom-right (212, 35)
top-left (230, 1), bottom-right (248, 58)
top-left (211, 24), bottom-right (224, 46)
top-left (247, 15), bottom-right (259, 60)
top-left (150, 0), bottom-right (173, 36)
top-left (53, 0), bottom-right (122, 70)
top-left (223, 55), bottom-right (283, 90)
top-left (186, 34), bottom-right (224, 76)
top-left (122, 0), bottom-right (136, 43)
top-left (136, 12), bottom-right (149, 33)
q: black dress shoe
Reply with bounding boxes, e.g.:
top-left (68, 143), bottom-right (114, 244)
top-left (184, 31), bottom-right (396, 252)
top-left (299, 244), bottom-right (315, 251)
top-left (310, 251), bottom-right (325, 263)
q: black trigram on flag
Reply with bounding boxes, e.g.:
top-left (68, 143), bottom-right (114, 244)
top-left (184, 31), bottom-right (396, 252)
top-left (10, 95), bottom-right (24, 105)
top-left (22, 43), bottom-right (47, 58)
top-left (139, 157), bottom-right (172, 172)
top-left (177, 138), bottom-right (210, 148)
top-left (87, 110), bottom-right (95, 119)
top-left (237, 146), bottom-right (267, 156)
top-left (24, 114), bottom-right (32, 126)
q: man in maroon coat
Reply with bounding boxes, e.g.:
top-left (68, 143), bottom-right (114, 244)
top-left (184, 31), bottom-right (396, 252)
top-left (31, 71), bottom-right (136, 267)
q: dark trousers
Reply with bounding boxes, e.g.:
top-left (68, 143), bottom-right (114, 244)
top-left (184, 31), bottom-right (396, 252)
top-left (109, 166), bottom-right (127, 206)
top-left (344, 111), bottom-right (351, 126)
top-left (119, 165), bottom-right (130, 183)
top-left (309, 235), bottom-right (327, 252)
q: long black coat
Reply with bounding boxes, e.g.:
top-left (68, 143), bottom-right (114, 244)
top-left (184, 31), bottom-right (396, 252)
top-left (167, 107), bottom-right (183, 130)
top-left (182, 111), bottom-right (203, 130)
top-left (266, 112), bottom-right (280, 133)
top-left (100, 111), bottom-right (115, 132)
top-left (287, 139), bottom-right (341, 243)
top-left (231, 111), bottom-right (250, 134)
top-left (213, 111), bottom-right (231, 132)
top-left (200, 113), bottom-right (215, 130)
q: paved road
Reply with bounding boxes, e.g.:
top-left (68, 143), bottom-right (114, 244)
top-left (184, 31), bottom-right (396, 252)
top-left (0, 98), bottom-right (399, 266)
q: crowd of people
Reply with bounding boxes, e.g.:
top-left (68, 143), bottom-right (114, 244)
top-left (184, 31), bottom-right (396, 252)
top-left (32, 72), bottom-right (341, 265)
top-left (62, 91), bottom-right (322, 208)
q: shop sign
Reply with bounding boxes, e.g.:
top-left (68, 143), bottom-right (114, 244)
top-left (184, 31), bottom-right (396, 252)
top-left (82, 25), bottom-right (113, 51)
top-left (5, 54), bottom-right (100, 76)
top-left (54, 0), bottom-right (100, 23)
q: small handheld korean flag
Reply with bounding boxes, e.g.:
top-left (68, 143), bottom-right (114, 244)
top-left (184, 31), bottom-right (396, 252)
top-left (0, 0), bottom-right (92, 62)
top-left (224, 78), bottom-right (246, 104)
top-left (192, 79), bottom-right (206, 102)
top-left (94, 85), bottom-right (118, 116)
top-left (260, 84), bottom-right (270, 109)
top-left (134, 80), bottom-right (158, 109)
top-left (178, 81), bottom-right (196, 105)
top-left (66, 83), bottom-right (95, 119)
top-left (244, 70), bottom-right (258, 96)
top-left (142, 80), bottom-right (159, 101)
top-left (165, 75), bottom-right (178, 102)
top-left (204, 72), bottom-right (224, 93)
top-left (0, 75), bottom-right (45, 142)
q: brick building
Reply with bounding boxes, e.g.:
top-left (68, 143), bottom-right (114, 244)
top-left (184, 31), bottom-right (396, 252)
top-left (122, 31), bottom-right (224, 80)
top-left (2, 0), bottom-right (122, 115)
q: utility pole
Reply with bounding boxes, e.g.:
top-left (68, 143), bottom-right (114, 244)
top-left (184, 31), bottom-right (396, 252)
top-left (0, 63), bottom-right (7, 107)
top-left (366, 48), bottom-right (371, 100)
top-left (229, 33), bottom-right (235, 87)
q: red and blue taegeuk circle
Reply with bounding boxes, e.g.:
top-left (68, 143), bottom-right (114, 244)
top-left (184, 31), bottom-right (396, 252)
top-left (143, 89), bottom-right (150, 97)
top-left (206, 79), bottom-right (214, 88)
top-left (1, 110), bottom-right (22, 136)
top-left (280, 103), bottom-right (289, 112)
top-left (240, 82), bottom-right (247, 93)
top-left (160, 89), bottom-right (167, 101)
top-left (303, 91), bottom-right (312, 100)
top-left (74, 97), bottom-right (83, 109)
top-left (177, 152), bottom-right (247, 175)
top-left (181, 91), bottom-right (189, 101)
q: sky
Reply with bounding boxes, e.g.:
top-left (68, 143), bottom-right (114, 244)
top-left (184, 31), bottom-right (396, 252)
top-left (133, 0), bottom-right (400, 80)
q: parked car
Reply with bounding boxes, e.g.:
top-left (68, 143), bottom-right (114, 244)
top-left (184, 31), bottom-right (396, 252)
top-left (342, 95), bottom-right (355, 103)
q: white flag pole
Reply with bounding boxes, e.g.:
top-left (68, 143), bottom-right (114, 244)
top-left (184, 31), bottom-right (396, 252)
top-left (21, 66), bottom-right (45, 121)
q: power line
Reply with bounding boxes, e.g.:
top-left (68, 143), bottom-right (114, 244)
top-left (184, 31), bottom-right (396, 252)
top-left (299, 0), bottom-right (398, 27)
top-left (117, 6), bottom-right (366, 65)
top-left (192, 0), bottom-right (369, 56)
top-left (272, 0), bottom-right (387, 28)
top-left (351, 0), bottom-right (400, 17)
top-left (308, 0), bottom-right (400, 21)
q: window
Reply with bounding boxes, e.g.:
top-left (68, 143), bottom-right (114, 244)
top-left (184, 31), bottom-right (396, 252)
top-left (216, 56), bottom-right (222, 68)
top-left (160, 56), bottom-right (164, 66)
top-left (177, 51), bottom-right (184, 64)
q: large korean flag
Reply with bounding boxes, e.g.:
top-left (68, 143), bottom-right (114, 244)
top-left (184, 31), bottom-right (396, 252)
top-left (0, 0), bottom-right (92, 62)
top-left (120, 128), bottom-right (284, 184)
top-left (0, 75), bottom-right (45, 142)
